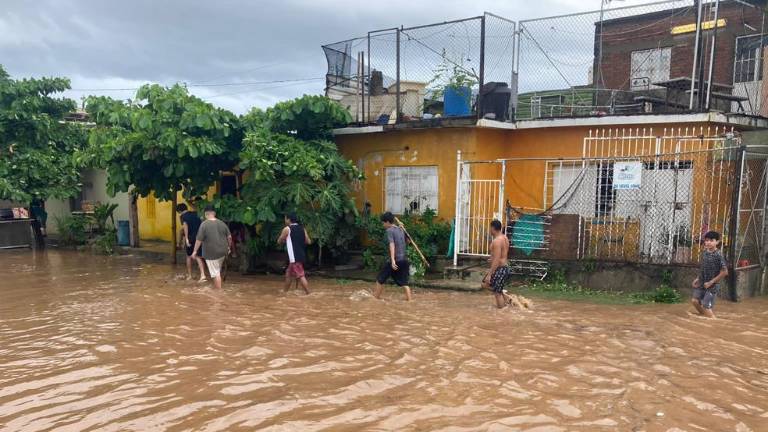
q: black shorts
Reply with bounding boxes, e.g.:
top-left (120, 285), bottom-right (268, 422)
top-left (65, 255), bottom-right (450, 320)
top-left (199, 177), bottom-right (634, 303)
top-left (185, 241), bottom-right (201, 257)
top-left (490, 266), bottom-right (511, 293)
top-left (377, 260), bottom-right (410, 286)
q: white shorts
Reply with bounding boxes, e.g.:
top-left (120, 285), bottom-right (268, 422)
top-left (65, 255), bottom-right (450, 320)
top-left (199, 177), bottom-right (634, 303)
top-left (205, 257), bottom-right (226, 278)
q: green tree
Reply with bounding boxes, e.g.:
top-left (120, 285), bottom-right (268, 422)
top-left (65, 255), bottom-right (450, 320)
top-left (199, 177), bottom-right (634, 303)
top-left (264, 94), bottom-right (351, 140)
top-left (0, 65), bottom-right (88, 204)
top-left (209, 96), bottom-right (358, 265)
top-left (86, 84), bottom-right (243, 261)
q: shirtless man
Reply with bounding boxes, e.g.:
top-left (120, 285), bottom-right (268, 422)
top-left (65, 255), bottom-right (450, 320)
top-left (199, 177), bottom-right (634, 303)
top-left (482, 219), bottom-right (513, 308)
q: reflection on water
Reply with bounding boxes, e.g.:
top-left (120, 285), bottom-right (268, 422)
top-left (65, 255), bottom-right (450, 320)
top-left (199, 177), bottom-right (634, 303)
top-left (1, 250), bottom-right (767, 431)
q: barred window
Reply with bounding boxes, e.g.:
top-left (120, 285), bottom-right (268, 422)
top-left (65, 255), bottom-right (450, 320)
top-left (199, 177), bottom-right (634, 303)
top-left (385, 166), bottom-right (438, 215)
top-left (630, 47), bottom-right (671, 90)
top-left (734, 35), bottom-right (767, 83)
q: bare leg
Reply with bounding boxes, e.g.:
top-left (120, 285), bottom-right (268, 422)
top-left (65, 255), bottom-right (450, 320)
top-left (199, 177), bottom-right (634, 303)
top-left (195, 257), bottom-right (207, 281)
top-left (284, 273), bottom-right (292, 292)
top-left (213, 275), bottom-right (223, 290)
top-left (299, 276), bottom-right (310, 295)
top-left (494, 293), bottom-right (507, 309)
top-left (373, 282), bottom-right (384, 299)
top-left (185, 256), bottom-right (193, 279)
top-left (403, 286), bottom-right (412, 301)
top-left (691, 298), bottom-right (706, 315)
top-left (703, 308), bottom-right (716, 319)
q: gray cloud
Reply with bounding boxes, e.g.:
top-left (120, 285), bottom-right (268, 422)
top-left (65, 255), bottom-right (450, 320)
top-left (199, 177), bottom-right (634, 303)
top-left (1, 0), bottom-right (651, 114)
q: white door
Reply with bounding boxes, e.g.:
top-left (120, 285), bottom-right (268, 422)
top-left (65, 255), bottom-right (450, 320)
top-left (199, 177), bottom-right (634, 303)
top-left (639, 162), bottom-right (693, 262)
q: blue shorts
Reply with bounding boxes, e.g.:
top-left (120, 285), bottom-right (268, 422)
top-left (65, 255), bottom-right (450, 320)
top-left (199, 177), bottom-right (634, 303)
top-left (692, 288), bottom-right (718, 309)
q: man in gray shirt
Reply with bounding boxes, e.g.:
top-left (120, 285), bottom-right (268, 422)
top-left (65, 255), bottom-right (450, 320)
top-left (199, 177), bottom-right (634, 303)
top-left (373, 212), bottom-right (412, 301)
top-left (192, 205), bottom-right (232, 290)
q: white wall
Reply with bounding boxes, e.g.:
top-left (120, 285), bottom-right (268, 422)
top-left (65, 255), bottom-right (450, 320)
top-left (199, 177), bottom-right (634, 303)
top-left (5, 169), bottom-right (130, 235)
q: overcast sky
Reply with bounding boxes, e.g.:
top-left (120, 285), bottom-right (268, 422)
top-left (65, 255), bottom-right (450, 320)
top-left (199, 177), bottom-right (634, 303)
top-left (1, 0), bottom-right (652, 114)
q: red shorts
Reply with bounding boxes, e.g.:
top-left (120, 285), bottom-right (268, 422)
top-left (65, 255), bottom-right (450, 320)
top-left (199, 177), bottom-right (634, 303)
top-left (286, 262), bottom-right (305, 278)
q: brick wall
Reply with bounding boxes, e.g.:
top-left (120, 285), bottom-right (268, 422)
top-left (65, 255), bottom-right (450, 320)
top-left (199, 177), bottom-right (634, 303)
top-left (594, 2), bottom-right (764, 91)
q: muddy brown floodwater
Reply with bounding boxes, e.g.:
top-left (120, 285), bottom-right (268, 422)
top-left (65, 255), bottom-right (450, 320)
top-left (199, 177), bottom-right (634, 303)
top-left (1, 250), bottom-right (767, 431)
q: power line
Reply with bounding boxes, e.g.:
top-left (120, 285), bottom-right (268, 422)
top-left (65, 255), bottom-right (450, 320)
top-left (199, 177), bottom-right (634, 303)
top-left (69, 77), bottom-right (324, 92)
top-left (201, 79), bottom-right (323, 100)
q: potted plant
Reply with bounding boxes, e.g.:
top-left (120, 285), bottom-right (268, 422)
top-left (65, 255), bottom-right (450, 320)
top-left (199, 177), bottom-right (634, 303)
top-left (428, 56), bottom-right (478, 117)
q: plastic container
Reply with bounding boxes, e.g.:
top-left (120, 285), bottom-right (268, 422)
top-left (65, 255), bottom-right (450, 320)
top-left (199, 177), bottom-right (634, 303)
top-left (117, 220), bottom-right (130, 246)
top-left (444, 86), bottom-right (472, 116)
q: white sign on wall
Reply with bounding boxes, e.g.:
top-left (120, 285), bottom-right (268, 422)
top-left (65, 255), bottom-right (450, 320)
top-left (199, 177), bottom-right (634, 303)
top-left (613, 161), bottom-right (643, 190)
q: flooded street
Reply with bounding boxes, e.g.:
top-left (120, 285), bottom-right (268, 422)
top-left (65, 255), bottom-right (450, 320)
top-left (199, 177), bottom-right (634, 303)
top-left (1, 250), bottom-right (767, 431)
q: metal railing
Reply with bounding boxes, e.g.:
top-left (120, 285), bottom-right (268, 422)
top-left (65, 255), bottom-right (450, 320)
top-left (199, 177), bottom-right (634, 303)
top-left (325, 1), bottom-right (767, 125)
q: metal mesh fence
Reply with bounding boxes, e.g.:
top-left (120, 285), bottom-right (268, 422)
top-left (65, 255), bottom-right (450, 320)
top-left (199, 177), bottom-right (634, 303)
top-left (736, 152), bottom-right (768, 268)
top-left (455, 128), bottom-right (768, 268)
top-left (398, 17), bottom-right (483, 122)
top-left (365, 29), bottom-right (399, 125)
top-left (516, 0), bottom-right (767, 120)
top-left (324, 13), bottom-right (518, 126)
top-left (517, 0), bottom-right (696, 120)
top-left (325, 2), bottom-right (768, 124)
top-left (322, 36), bottom-right (368, 123)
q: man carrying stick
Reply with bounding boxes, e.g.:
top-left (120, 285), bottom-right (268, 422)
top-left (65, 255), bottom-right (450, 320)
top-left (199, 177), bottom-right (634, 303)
top-left (373, 212), bottom-right (413, 301)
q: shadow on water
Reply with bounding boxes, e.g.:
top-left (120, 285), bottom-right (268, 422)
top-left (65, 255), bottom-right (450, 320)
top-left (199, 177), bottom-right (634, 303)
top-left (1, 250), bottom-right (767, 431)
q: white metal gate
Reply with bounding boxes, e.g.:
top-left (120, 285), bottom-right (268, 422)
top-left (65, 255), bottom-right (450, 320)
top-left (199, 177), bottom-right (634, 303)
top-left (453, 152), bottom-right (505, 265)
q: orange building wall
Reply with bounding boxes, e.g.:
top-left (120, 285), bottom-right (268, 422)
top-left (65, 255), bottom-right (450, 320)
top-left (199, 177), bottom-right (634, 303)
top-left (336, 122), bottom-right (741, 224)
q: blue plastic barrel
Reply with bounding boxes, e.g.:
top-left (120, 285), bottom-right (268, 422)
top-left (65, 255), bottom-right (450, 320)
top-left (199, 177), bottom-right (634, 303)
top-left (117, 220), bottom-right (130, 246)
top-left (444, 86), bottom-right (472, 116)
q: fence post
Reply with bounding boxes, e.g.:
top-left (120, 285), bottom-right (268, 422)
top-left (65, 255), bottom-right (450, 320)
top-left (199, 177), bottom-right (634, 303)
top-left (454, 150), bottom-right (462, 267)
top-left (727, 145), bottom-right (746, 301)
top-left (689, 0), bottom-right (703, 110)
top-left (477, 14), bottom-right (486, 120)
top-left (396, 27), bottom-right (401, 123)
top-left (367, 33), bottom-right (371, 124)
top-left (499, 160), bottom-right (506, 230)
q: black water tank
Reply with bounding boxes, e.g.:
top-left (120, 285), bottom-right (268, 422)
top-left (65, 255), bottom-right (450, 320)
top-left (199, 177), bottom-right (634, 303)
top-left (480, 82), bottom-right (512, 121)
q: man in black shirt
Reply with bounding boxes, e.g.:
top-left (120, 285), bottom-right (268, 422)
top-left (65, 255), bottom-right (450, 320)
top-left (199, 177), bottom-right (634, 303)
top-left (177, 203), bottom-right (206, 282)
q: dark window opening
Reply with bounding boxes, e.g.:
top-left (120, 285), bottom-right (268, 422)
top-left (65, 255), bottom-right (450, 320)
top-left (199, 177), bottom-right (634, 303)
top-left (595, 162), bottom-right (615, 218)
top-left (220, 175), bottom-right (237, 197)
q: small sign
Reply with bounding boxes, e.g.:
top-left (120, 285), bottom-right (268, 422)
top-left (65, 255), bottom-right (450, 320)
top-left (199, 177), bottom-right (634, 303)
top-left (613, 161), bottom-right (642, 190)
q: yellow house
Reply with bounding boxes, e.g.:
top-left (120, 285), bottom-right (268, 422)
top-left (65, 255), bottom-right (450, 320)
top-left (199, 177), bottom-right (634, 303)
top-left (137, 172), bottom-right (239, 242)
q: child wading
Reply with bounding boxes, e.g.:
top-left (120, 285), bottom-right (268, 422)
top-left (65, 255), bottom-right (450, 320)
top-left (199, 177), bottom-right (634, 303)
top-left (482, 219), bottom-right (514, 308)
top-left (373, 212), bottom-right (413, 301)
top-left (691, 230), bottom-right (728, 318)
top-left (277, 213), bottom-right (312, 294)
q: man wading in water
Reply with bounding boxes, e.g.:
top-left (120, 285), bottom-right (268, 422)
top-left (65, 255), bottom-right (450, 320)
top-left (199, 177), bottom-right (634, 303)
top-left (482, 220), bottom-right (514, 308)
top-left (373, 212), bottom-right (413, 301)
top-left (192, 205), bottom-right (232, 290)
top-left (277, 213), bottom-right (312, 295)
top-left (176, 203), bottom-right (206, 282)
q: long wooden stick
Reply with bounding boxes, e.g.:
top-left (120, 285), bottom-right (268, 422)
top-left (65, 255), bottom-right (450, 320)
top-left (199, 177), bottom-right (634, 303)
top-left (394, 216), bottom-right (430, 268)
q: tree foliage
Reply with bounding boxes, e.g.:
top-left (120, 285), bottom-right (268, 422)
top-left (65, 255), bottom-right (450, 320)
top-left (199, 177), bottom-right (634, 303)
top-left (208, 96), bottom-right (360, 257)
top-left (211, 127), bottom-right (361, 254)
top-left (86, 84), bottom-right (242, 200)
top-left (0, 65), bottom-right (88, 202)
top-left (264, 94), bottom-right (351, 140)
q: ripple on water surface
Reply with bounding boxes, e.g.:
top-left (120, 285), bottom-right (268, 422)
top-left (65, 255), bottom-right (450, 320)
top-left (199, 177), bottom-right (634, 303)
top-left (1, 250), bottom-right (767, 431)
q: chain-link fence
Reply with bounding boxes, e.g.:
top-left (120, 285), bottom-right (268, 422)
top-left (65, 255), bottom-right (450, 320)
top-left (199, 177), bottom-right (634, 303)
top-left (324, 13), bottom-right (518, 126)
top-left (518, 0), bottom-right (767, 120)
top-left (325, 2), bottom-right (768, 124)
top-left (454, 128), bottom-right (768, 269)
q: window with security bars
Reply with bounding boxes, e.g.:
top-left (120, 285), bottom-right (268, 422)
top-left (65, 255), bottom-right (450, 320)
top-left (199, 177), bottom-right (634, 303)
top-left (384, 166), bottom-right (438, 215)
top-left (630, 47), bottom-right (671, 90)
top-left (734, 35), bottom-right (768, 83)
